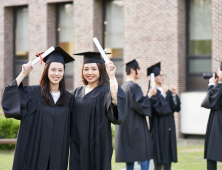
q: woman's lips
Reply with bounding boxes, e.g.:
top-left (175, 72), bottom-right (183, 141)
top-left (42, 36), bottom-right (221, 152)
top-left (53, 77), bottom-right (59, 81)
top-left (87, 76), bottom-right (94, 80)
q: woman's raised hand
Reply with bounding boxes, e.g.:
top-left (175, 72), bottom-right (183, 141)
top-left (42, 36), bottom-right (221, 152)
top-left (148, 87), bottom-right (157, 98)
top-left (22, 61), bottom-right (33, 76)
top-left (105, 60), bottom-right (116, 80)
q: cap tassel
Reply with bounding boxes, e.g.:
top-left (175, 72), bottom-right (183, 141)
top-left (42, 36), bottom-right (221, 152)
top-left (36, 52), bottom-right (43, 64)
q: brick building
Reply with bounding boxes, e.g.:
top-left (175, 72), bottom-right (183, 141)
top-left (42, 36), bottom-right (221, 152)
top-left (0, 0), bottom-right (221, 138)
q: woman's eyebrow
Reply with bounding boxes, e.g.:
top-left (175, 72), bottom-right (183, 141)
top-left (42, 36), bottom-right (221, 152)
top-left (51, 67), bottom-right (64, 69)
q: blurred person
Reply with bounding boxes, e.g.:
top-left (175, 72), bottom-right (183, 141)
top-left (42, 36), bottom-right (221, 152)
top-left (201, 63), bottom-right (222, 170)
top-left (1, 47), bottom-right (74, 170)
top-left (115, 59), bottom-right (156, 170)
top-left (147, 62), bottom-right (181, 170)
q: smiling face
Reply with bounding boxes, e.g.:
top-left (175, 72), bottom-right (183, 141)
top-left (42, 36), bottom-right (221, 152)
top-left (48, 62), bottom-right (65, 85)
top-left (82, 63), bottom-right (100, 85)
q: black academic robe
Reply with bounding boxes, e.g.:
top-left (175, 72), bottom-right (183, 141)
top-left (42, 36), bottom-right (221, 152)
top-left (149, 89), bottom-right (181, 164)
top-left (69, 85), bottom-right (126, 170)
top-left (1, 80), bottom-right (72, 170)
top-left (201, 84), bottom-right (222, 162)
top-left (115, 81), bottom-right (153, 162)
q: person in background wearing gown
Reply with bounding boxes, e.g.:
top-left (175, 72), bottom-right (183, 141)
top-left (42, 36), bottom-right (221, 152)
top-left (115, 59), bottom-right (157, 170)
top-left (201, 62), bottom-right (222, 170)
top-left (147, 62), bottom-right (181, 170)
top-left (69, 52), bottom-right (127, 170)
top-left (1, 47), bottom-right (74, 170)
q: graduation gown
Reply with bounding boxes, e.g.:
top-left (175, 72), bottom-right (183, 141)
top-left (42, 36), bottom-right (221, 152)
top-left (115, 81), bottom-right (153, 162)
top-left (70, 85), bottom-right (126, 170)
top-left (1, 80), bottom-right (72, 170)
top-left (149, 89), bottom-right (181, 164)
top-left (201, 83), bottom-right (222, 162)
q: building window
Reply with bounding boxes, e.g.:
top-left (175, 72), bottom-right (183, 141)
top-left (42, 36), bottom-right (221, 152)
top-left (187, 0), bottom-right (212, 91)
top-left (14, 6), bottom-right (28, 85)
top-left (56, 3), bottom-right (74, 90)
top-left (103, 0), bottom-right (123, 85)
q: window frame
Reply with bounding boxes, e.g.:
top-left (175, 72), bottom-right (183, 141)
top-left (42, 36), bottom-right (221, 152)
top-left (13, 5), bottom-right (29, 84)
top-left (55, 2), bottom-right (74, 90)
top-left (55, 2), bottom-right (73, 46)
top-left (186, 0), bottom-right (212, 91)
top-left (103, 0), bottom-right (124, 85)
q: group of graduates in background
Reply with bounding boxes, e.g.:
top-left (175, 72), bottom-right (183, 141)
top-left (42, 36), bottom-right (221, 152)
top-left (115, 59), bottom-right (181, 170)
top-left (1, 44), bottom-right (221, 170)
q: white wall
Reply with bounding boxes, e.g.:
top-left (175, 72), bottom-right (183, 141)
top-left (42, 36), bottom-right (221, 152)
top-left (180, 92), bottom-right (210, 135)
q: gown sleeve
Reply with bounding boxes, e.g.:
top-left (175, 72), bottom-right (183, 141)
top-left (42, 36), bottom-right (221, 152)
top-left (201, 84), bottom-right (222, 109)
top-left (70, 89), bottom-right (77, 136)
top-left (105, 85), bottom-right (127, 125)
top-left (166, 90), bottom-right (181, 112)
top-left (110, 78), bottom-right (118, 105)
top-left (150, 91), bottom-right (172, 116)
top-left (1, 80), bottom-right (30, 120)
top-left (128, 84), bottom-right (151, 116)
top-left (174, 95), bottom-right (181, 112)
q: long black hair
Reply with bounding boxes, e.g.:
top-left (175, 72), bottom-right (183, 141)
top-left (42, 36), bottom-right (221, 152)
top-left (40, 62), bottom-right (67, 106)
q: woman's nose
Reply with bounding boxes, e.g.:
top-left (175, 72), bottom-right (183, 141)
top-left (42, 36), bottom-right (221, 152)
top-left (88, 69), bottom-right (92, 74)
top-left (55, 71), bottom-right (59, 75)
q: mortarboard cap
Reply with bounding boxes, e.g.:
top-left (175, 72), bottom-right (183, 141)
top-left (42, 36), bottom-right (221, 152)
top-left (37, 46), bottom-right (74, 64)
top-left (74, 51), bottom-right (111, 64)
top-left (123, 59), bottom-right (139, 71)
top-left (147, 62), bottom-right (161, 77)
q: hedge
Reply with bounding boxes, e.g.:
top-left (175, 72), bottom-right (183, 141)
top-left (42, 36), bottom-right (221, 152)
top-left (0, 114), bottom-right (20, 150)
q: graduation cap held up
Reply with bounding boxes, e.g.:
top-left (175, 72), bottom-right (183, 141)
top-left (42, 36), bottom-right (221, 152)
top-left (74, 51), bottom-right (111, 64)
top-left (35, 46), bottom-right (74, 65)
top-left (124, 58), bottom-right (139, 71)
top-left (147, 62), bottom-right (161, 77)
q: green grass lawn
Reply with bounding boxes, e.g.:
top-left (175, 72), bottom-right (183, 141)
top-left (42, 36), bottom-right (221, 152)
top-left (0, 150), bottom-right (14, 170)
top-left (112, 150), bottom-right (125, 170)
top-left (171, 145), bottom-right (222, 170)
top-left (1, 145), bottom-right (222, 170)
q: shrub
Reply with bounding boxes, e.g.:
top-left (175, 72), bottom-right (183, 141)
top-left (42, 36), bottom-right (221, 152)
top-left (0, 114), bottom-right (20, 150)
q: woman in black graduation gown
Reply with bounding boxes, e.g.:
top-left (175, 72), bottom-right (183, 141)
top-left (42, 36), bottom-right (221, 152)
top-left (1, 47), bottom-right (74, 170)
top-left (70, 52), bottom-right (127, 170)
top-left (147, 62), bottom-right (181, 170)
top-left (201, 65), bottom-right (222, 170)
top-left (115, 59), bottom-right (156, 170)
